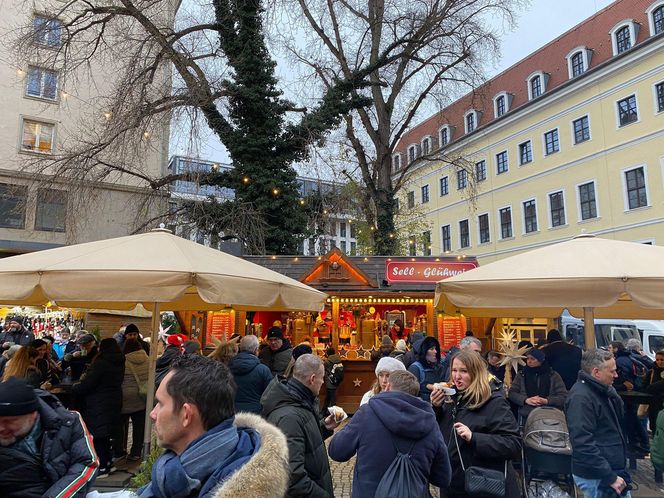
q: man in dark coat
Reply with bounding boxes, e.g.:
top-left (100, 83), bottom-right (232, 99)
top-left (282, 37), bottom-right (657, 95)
top-left (329, 370), bottom-right (451, 497)
top-left (0, 315), bottom-right (35, 349)
top-left (542, 328), bottom-right (582, 390)
top-left (0, 378), bottom-right (99, 498)
top-left (566, 349), bottom-right (631, 497)
top-left (259, 326), bottom-right (293, 376)
top-left (262, 354), bottom-right (340, 498)
top-left (323, 347), bottom-right (344, 409)
top-left (229, 335), bottom-right (273, 414)
top-left (61, 333), bottom-right (98, 381)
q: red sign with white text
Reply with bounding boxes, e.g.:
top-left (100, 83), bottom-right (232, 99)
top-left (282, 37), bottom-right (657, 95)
top-left (385, 261), bottom-right (478, 284)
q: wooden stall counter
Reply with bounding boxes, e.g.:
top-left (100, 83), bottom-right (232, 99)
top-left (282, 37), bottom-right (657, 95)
top-left (328, 359), bottom-right (377, 414)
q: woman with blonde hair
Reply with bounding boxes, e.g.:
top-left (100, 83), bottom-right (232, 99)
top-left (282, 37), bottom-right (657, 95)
top-left (1, 345), bottom-right (41, 387)
top-left (207, 337), bottom-right (239, 365)
top-left (431, 349), bottom-right (521, 498)
top-left (360, 356), bottom-right (406, 405)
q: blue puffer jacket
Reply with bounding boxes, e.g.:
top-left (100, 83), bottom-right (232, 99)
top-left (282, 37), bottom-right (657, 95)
top-left (229, 351), bottom-right (273, 414)
top-left (329, 391), bottom-right (452, 497)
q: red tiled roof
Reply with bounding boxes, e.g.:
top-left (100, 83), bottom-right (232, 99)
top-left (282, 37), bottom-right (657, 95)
top-left (396, 0), bottom-right (657, 155)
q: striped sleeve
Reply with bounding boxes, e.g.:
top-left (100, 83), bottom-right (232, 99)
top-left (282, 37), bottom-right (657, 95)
top-left (46, 411), bottom-right (99, 498)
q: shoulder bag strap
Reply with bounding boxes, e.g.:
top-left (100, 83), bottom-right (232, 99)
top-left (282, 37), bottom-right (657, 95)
top-left (452, 413), bottom-right (507, 477)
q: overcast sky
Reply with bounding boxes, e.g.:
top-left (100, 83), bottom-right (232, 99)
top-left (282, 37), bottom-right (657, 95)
top-left (175, 0), bottom-right (617, 165)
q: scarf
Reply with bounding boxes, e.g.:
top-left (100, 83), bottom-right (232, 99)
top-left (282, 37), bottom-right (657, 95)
top-left (141, 418), bottom-right (239, 498)
top-left (524, 364), bottom-right (551, 398)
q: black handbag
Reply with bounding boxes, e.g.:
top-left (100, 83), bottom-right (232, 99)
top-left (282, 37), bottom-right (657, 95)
top-left (453, 422), bottom-right (507, 497)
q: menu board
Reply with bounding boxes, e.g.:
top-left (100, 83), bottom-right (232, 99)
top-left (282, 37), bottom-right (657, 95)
top-left (206, 311), bottom-right (235, 346)
top-left (438, 315), bottom-right (466, 350)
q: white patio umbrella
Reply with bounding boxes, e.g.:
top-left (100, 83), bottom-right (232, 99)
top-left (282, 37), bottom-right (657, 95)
top-left (435, 234), bottom-right (664, 348)
top-left (0, 227), bottom-right (327, 454)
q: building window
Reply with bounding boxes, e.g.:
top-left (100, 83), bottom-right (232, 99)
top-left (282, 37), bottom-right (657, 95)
top-left (21, 119), bottom-right (55, 154)
top-left (35, 188), bottom-right (66, 232)
top-left (466, 112), bottom-right (475, 133)
top-left (408, 145), bottom-right (417, 163)
top-left (530, 75), bottom-right (542, 99)
top-left (478, 214), bottom-right (490, 244)
top-left (519, 141), bottom-right (532, 165)
top-left (625, 167), bottom-right (648, 209)
top-left (523, 199), bottom-right (538, 233)
top-left (499, 207), bottom-right (512, 239)
top-left (615, 25), bottom-right (632, 54)
top-left (496, 151), bottom-right (508, 174)
top-left (440, 127), bottom-right (449, 147)
top-left (422, 137), bottom-right (430, 155)
top-left (654, 6), bottom-right (664, 34)
top-left (544, 129), bottom-right (560, 155)
top-left (457, 168), bottom-right (467, 189)
top-left (459, 220), bottom-right (470, 248)
top-left (573, 116), bottom-right (591, 144)
top-left (578, 182), bottom-right (597, 220)
top-left (421, 184), bottom-right (430, 204)
top-left (495, 95), bottom-right (506, 117)
top-left (0, 184), bottom-right (27, 229)
top-left (441, 225), bottom-right (451, 252)
top-left (475, 160), bottom-right (486, 182)
top-left (439, 176), bottom-right (449, 196)
top-left (656, 82), bottom-right (664, 112)
top-left (33, 15), bottom-right (62, 47)
top-left (350, 241), bottom-right (356, 255)
top-left (26, 66), bottom-right (58, 100)
top-left (423, 231), bottom-right (432, 256)
top-left (617, 95), bottom-right (638, 126)
top-left (340, 240), bottom-right (347, 253)
top-left (350, 223), bottom-right (357, 238)
top-left (407, 191), bottom-right (415, 209)
top-left (392, 154), bottom-right (401, 172)
top-left (340, 222), bottom-right (347, 238)
top-left (570, 52), bottom-right (585, 77)
top-left (549, 191), bottom-right (566, 227)
top-left (408, 236), bottom-right (416, 256)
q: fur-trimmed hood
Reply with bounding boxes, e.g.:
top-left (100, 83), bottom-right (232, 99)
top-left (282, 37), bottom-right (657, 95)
top-left (212, 412), bottom-right (289, 498)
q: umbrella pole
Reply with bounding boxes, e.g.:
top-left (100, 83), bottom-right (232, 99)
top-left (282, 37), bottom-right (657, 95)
top-left (142, 302), bottom-right (161, 459)
top-left (583, 307), bottom-right (596, 349)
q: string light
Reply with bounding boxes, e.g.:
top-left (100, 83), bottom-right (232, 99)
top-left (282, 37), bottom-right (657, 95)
top-left (272, 188), bottom-right (279, 195)
top-left (243, 176), bottom-right (250, 184)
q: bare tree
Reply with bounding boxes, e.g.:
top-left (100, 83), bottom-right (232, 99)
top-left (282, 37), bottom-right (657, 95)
top-left (280, 0), bottom-right (525, 254)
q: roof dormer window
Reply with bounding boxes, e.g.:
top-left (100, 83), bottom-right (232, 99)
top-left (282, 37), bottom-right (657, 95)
top-left (421, 136), bottom-right (431, 156)
top-left (610, 20), bottom-right (638, 55)
top-left (527, 71), bottom-right (548, 100)
top-left (646, 2), bottom-right (664, 35)
top-left (566, 47), bottom-right (592, 79)
top-left (464, 110), bottom-right (480, 134)
top-left (492, 92), bottom-right (512, 118)
top-left (439, 125), bottom-right (453, 148)
top-left (408, 144), bottom-right (419, 163)
top-left (392, 154), bottom-right (401, 173)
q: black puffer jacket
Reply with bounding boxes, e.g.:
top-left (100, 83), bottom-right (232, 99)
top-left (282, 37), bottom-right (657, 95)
top-left (542, 340), bottom-right (582, 390)
top-left (565, 370), bottom-right (628, 487)
top-left (229, 351), bottom-right (273, 414)
top-left (261, 377), bottom-right (333, 498)
top-left (72, 349), bottom-right (124, 438)
top-left (259, 340), bottom-right (293, 377)
top-left (437, 387), bottom-right (522, 498)
top-left (0, 390), bottom-right (98, 498)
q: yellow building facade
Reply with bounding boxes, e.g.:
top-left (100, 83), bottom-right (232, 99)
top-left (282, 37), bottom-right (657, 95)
top-left (398, 0), bottom-right (664, 264)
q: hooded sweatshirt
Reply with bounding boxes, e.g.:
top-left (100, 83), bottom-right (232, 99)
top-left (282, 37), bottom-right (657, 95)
top-left (329, 391), bottom-right (451, 497)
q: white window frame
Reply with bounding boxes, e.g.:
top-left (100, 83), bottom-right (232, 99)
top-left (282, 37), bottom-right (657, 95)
top-left (458, 219), bottom-right (471, 249)
top-left (25, 65), bottom-right (59, 101)
top-left (496, 150), bottom-right (509, 175)
top-left (570, 114), bottom-right (592, 144)
top-left (439, 125), bottom-right (452, 148)
top-left (20, 117), bottom-right (56, 154)
top-left (546, 188), bottom-right (568, 229)
top-left (609, 20), bottom-right (638, 56)
top-left (392, 153), bottom-right (401, 173)
top-left (518, 139), bottom-right (533, 166)
top-left (646, 1), bottom-right (664, 36)
top-left (441, 224), bottom-right (452, 253)
top-left (621, 164), bottom-right (650, 211)
top-left (615, 92), bottom-right (640, 128)
top-left (477, 212), bottom-right (491, 245)
top-left (421, 135), bottom-right (432, 156)
top-left (527, 71), bottom-right (547, 100)
top-left (576, 179), bottom-right (600, 222)
top-left (566, 46), bottom-right (591, 79)
top-left (464, 109), bottom-right (480, 134)
top-left (408, 144), bottom-right (418, 163)
top-left (493, 92), bottom-right (511, 118)
top-left (497, 204), bottom-right (514, 240)
top-left (439, 175), bottom-right (449, 196)
top-left (652, 80), bottom-right (664, 114)
top-left (521, 197), bottom-right (539, 235)
top-left (475, 159), bottom-right (487, 182)
top-left (421, 184), bottom-right (430, 204)
top-left (33, 14), bottom-right (62, 48)
top-left (542, 127), bottom-right (561, 156)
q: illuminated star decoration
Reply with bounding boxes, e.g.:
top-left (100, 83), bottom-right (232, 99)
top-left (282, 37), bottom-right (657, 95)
top-left (158, 323), bottom-right (172, 343)
top-left (497, 328), bottom-right (529, 387)
top-left (353, 378), bottom-right (362, 387)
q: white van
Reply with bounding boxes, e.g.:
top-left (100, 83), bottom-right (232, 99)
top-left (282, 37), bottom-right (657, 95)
top-left (632, 320), bottom-right (664, 360)
top-left (558, 312), bottom-right (640, 350)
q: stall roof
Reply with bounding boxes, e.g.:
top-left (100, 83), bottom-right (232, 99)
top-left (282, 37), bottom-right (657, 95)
top-left (244, 248), bottom-right (479, 294)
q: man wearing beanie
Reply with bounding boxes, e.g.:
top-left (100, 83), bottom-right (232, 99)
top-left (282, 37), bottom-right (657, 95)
top-left (0, 315), bottom-right (35, 350)
top-left (259, 326), bottom-right (293, 377)
top-left (0, 377), bottom-right (98, 497)
top-left (123, 323), bottom-right (150, 354)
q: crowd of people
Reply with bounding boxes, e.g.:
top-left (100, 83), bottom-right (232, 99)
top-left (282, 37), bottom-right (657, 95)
top-left (1, 313), bottom-right (664, 498)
